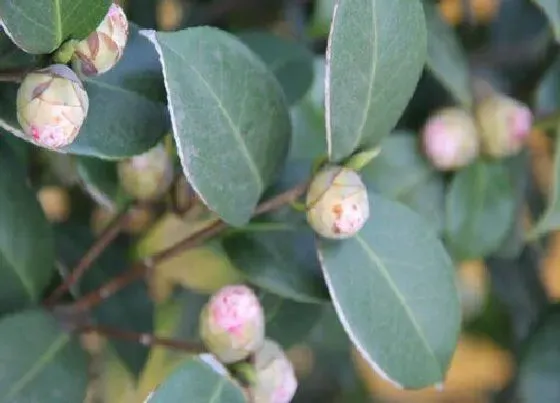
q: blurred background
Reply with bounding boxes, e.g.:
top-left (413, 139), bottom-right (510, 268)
top-left (35, 0), bottom-right (555, 401)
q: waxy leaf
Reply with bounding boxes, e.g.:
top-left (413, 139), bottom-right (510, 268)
top-left (0, 0), bottom-right (111, 54)
top-left (325, 0), bottom-right (426, 161)
top-left (317, 193), bottom-right (460, 389)
top-left (445, 160), bottom-right (516, 260)
top-left (142, 27), bottom-right (291, 226)
top-left (0, 310), bottom-right (88, 402)
top-left (423, 2), bottom-right (472, 108)
top-left (145, 357), bottom-right (245, 403)
top-left (532, 0), bottom-right (560, 42)
top-left (0, 138), bottom-right (54, 314)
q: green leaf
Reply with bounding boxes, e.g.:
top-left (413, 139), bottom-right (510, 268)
top-left (146, 357), bottom-right (246, 403)
top-left (423, 1), bottom-right (472, 108)
top-left (75, 156), bottom-right (123, 209)
top-left (445, 159), bottom-right (517, 260)
top-left (317, 193), bottom-right (460, 389)
top-left (55, 223), bottom-right (154, 377)
top-left (261, 291), bottom-right (324, 348)
top-left (223, 232), bottom-right (328, 304)
top-left (0, 138), bottom-right (55, 314)
top-left (0, 26), bottom-right (169, 159)
top-left (519, 305), bottom-right (560, 403)
top-left (237, 30), bottom-right (314, 105)
top-left (0, 309), bottom-right (88, 402)
top-left (529, 125), bottom-right (560, 238)
top-left (532, 0), bottom-right (560, 42)
top-left (361, 131), bottom-right (445, 233)
top-left (0, 0), bottom-right (111, 54)
top-left (142, 27), bottom-right (291, 226)
top-left (0, 31), bottom-right (42, 70)
top-left (325, 0), bottom-right (427, 161)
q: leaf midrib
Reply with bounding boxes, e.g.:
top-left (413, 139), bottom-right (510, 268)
top-left (354, 234), bottom-right (442, 378)
top-left (3, 333), bottom-right (70, 401)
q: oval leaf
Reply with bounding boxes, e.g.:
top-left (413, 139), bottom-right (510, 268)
top-left (325, 0), bottom-right (427, 161)
top-left (145, 357), bottom-right (245, 403)
top-left (0, 309), bottom-right (88, 402)
top-left (519, 306), bottom-right (560, 403)
top-left (0, 138), bottom-right (55, 314)
top-left (141, 27), bottom-right (291, 226)
top-left (445, 160), bottom-right (516, 260)
top-left (423, 2), bottom-right (472, 108)
top-left (237, 30), bottom-right (314, 105)
top-left (361, 131), bottom-right (445, 233)
top-left (0, 0), bottom-right (111, 54)
top-left (532, 0), bottom-right (560, 42)
top-left (76, 156), bottom-right (123, 209)
top-left (317, 193), bottom-right (461, 389)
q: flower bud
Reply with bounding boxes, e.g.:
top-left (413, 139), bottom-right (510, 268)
top-left (71, 3), bottom-right (129, 77)
top-left (117, 143), bottom-right (174, 202)
top-left (16, 64), bottom-right (89, 149)
top-left (199, 285), bottom-right (265, 364)
top-left (475, 94), bottom-right (533, 158)
top-left (251, 339), bottom-right (298, 403)
top-left (422, 108), bottom-right (479, 171)
top-left (306, 166), bottom-right (369, 239)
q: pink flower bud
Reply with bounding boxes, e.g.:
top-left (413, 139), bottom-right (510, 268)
top-left (422, 108), bottom-right (479, 171)
top-left (475, 94), bottom-right (533, 158)
top-left (199, 285), bottom-right (265, 364)
top-left (71, 3), bottom-right (129, 77)
top-left (16, 64), bottom-right (89, 149)
top-left (252, 339), bottom-right (298, 403)
top-left (306, 166), bottom-right (369, 239)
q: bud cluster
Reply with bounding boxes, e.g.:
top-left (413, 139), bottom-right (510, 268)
top-left (421, 91), bottom-right (533, 171)
top-left (199, 285), bottom-right (297, 403)
top-left (15, 3), bottom-right (129, 149)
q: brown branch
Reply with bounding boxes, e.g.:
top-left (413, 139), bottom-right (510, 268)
top-left (80, 324), bottom-right (206, 354)
top-left (70, 181), bottom-right (309, 312)
top-left (44, 204), bottom-right (133, 307)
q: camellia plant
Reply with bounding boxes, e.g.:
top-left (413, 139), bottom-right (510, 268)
top-left (0, 0), bottom-right (559, 402)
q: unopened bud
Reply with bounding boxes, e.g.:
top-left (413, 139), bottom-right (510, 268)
top-left (251, 339), bottom-right (298, 403)
top-left (16, 64), bottom-right (89, 149)
top-left (71, 3), bottom-right (129, 77)
top-left (306, 166), bottom-right (369, 239)
top-left (422, 108), bottom-right (479, 171)
top-left (117, 143), bottom-right (174, 202)
top-left (475, 94), bottom-right (533, 158)
top-left (199, 285), bottom-right (265, 364)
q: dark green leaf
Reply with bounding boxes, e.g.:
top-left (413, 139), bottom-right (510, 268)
top-left (224, 232), bottom-right (328, 304)
top-left (0, 0), bottom-right (111, 54)
top-left (317, 193), bottom-right (460, 389)
top-left (289, 99), bottom-right (327, 161)
top-left (0, 31), bottom-right (42, 70)
top-left (55, 223), bottom-right (154, 377)
top-left (361, 131), bottom-right (445, 233)
top-left (423, 1), bottom-right (472, 108)
top-left (0, 309), bottom-right (88, 402)
top-left (75, 156), bottom-right (123, 208)
top-left (519, 305), bottom-right (560, 402)
top-left (260, 291), bottom-right (324, 348)
top-left (532, 0), bottom-right (560, 42)
top-left (146, 357), bottom-right (246, 403)
top-left (237, 30), bottom-right (314, 105)
top-left (0, 138), bottom-right (54, 314)
top-left (142, 27), bottom-right (291, 226)
top-left (325, 0), bottom-right (426, 161)
top-left (445, 159), bottom-right (517, 260)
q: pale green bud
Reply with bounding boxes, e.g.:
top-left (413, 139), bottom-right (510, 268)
top-left (16, 64), bottom-right (89, 149)
top-left (199, 285), bottom-right (265, 364)
top-left (306, 166), bottom-right (369, 239)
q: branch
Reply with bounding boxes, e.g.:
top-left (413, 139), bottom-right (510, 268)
top-left (43, 204), bottom-right (133, 307)
top-left (70, 181), bottom-right (309, 312)
top-left (0, 69), bottom-right (28, 83)
top-left (80, 324), bottom-right (206, 354)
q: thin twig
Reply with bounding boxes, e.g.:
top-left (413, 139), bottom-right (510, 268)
top-left (70, 181), bottom-right (309, 312)
top-left (44, 204), bottom-right (133, 307)
top-left (80, 324), bottom-right (206, 354)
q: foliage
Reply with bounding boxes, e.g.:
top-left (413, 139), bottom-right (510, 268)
top-left (0, 0), bottom-right (559, 402)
